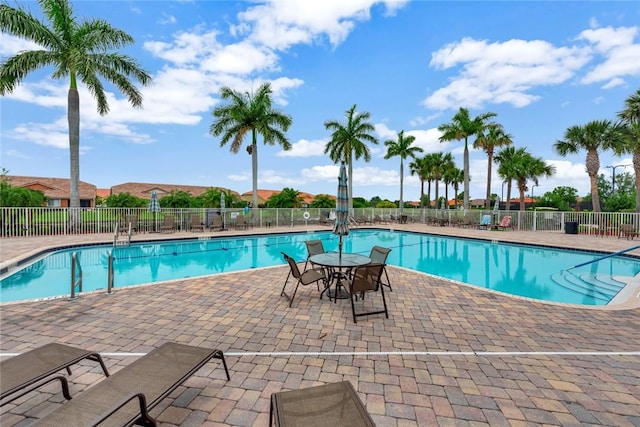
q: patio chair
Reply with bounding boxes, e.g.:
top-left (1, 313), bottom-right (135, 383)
top-left (270, 381), bottom-right (375, 427)
top-left (304, 239), bottom-right (334, 279)
top-left (369, 245), bottom-right (392, 291)
top-left (235, 215), bottom-right (248, 230)
top-left (477, 214), bottom-right (492, 230)
top-left (210, 214), bottom-right (224, 231)
top-left (496, 215), bottom-right (513, 231)
top-left (119, 215), bottom-right (138, 235)
top-left (1, 343), bottom-right (110, 406)
top-left (281, 252), bottom-right (326, 307)
top-left (33, 342), bottom-right (230, 427)
top-left (619, 223), bottom-right (638, 240)
top-left (189, 214), bottom-right (205, 232)
top-left (159, 215), bottom-right (175, 233)
top-left (343, 263), bottom-right (388, 323)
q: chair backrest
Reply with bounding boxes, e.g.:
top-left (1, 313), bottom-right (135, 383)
top-left (212, 215), bottom-right (222, 227)
top-left (500, 216), bottom-right (512, 227)
top-left (480, 215), bottom-right (491, 225)
top-left (369, 246), bottom-right (391, 264)
top-left (305, 240), bottom-right (325, 258)
top-left (190, 214), bottom-right (201, 224)
top-left (163, 215), bottom-right (175, 226)
top-left (237, 215), bottom-right (245, 225)
top-left (350, 263), bottom-right (384, 293)
top-left (282, 252), bottom-right (301, 279)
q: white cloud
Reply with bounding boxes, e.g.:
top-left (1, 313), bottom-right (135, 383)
top-left (158, 12), bottom-right (177, 25)
top-left (3, 149), bottom-right (30, 159)
top-left (236, 0), bottom-right (406, 50)
top-left (424, 37), bottom-right (591, 110)
top-left (0, 34), bottom-right (40, 56)
top-left (279, 138), bottom-right (328, 157)
top-left (578, 26), bottom-right (640, 86)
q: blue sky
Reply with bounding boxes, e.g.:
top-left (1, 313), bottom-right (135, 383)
top-left (1, 0), bottom-right (639, 202)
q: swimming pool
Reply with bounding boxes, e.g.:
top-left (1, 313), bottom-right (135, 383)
top-left (1, 230), bottom-right (638, 305)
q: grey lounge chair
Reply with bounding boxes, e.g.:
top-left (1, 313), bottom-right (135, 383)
top-left (0, 343), bottom-right (110, 406)
top-left (33, 342), bottom-right (230, 427)
top-left (270, 381), bottom-right (375, 427)
top-left (189, 214), bottom-right (205, 232)
top-left (369, 245), bottom-right (392, 291)
top-left (159, 215), bottom-right (175, 233)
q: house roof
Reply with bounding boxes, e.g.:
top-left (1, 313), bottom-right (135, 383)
top-left (111, 182), bottom-right (238, 199)
top-left (241, 190), bottom-right (337, 205)
top-left (6, 175), bottom-right (96, 200)
top-left (96, 188), bottom-right (111, 199)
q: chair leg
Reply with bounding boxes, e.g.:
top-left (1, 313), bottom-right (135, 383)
top-left (350, 292), bottom-right (357, 323)
top-left (382, 266), bottom-right (392, 291)
top-left (280, 271), bottom-right (292, 297)
top-left (288, 280), bottom-right (301, 307)
top-left (379, 283), bottom-right (389, 319)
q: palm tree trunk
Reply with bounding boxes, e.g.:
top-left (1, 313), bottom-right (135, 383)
top-left (420, 179), bottom-right (425, 209)
top-left (463, 139), bottom-right (470, 210)
top-left (399, 158), bottom-right (404, 215)
top-left (505, 181), bottom-right (512, 212)
top-left (434, 179), bottom-right (440, 208)
top-left (586, 150), bottom-right (601, 212)
top-left (634, 149), bottom-right (640, 213)
top-left (427, 180), bottom-right (432, 208)
top-left (485, 152), bottom-right (493, 209)
top-left (68, 88), bottom-right (80, 230)
top-left (251, 130), bottom-right (258, 219)
top-left (518, 181), bottom-right (526, 211)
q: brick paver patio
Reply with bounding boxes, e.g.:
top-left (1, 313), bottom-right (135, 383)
top-left (1, 225), bottom-right (639, 426)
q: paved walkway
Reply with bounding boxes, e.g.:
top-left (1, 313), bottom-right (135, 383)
top-left (1, 225), bottom-right (639, 426)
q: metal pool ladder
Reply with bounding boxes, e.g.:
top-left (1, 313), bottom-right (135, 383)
top-left (69, 252), bottom-right (82, 300)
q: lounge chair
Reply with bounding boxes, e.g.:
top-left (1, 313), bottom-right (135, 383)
top-left (369, 245), bottom-right (392, 291)
top-left (210, 214), bottom-right (224, 231)
top-left (343, 263), bottom-right (388, 323)
top-left (619, 223), bottom-right (638, 240)
top-left (33, 342), bottom-right (230, 427)
top-left (281, 252), bottom-right (326, 307)
top-left (189, 214), bottom-right (205, 232)
top-left (1, 343), bottom-right (110, 406)
top-left (270, 381), bottom-right (375, 427)
top-left (159, 215), bottom-right (175, 233)
top-left (496, 215), bottom-right (513, 231)
top-left (477, 215), bottom-right (492, 230)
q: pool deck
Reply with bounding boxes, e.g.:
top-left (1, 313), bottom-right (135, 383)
top-left (1, 224), bottom-right (639, 426)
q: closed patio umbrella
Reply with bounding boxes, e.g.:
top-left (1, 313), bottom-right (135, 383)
top-left (220, 192), bottom-right (226, 230)
top-left (148, 191), bottom-right (161, 232)
top-left (493, 197), bottom-right (500, 222)
top-left (334, 162), bottom-right (349, 260)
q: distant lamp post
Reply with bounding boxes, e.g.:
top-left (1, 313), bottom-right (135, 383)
top-left (530, 184), bottom-right (539, 200)
top-left (605, 164), bottom-right (630, 193)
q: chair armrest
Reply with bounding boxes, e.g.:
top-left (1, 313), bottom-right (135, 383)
top-left (90, 392), bottom-right (156, 427)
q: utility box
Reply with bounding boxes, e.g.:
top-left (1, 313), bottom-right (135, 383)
top-left (565, 221), bottom-right (578, 234)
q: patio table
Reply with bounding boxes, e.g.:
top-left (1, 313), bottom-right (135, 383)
top-left (309, 253), bottom-right (370, 300)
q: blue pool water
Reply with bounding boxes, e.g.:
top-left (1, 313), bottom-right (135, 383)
top-left (1, 230), bottom-right (638, 305)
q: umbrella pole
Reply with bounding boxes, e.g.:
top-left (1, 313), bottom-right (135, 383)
top-left (339, 235), bottom-right (343, 260)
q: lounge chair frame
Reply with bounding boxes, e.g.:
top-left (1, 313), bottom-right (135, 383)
top-left (33, 342), bottom-right (230, 427)
top-left (0, 343), bottom-right (110, 406)
top-left (345, 263), bottom-right (388, 323)
top-left (281, 252), bottom-right (326, 307)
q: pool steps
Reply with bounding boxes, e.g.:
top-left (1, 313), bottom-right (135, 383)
top-left (550, 272), bottom-right (625, 303)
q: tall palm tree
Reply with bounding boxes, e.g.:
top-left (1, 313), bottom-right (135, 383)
top-left (210, 82), bottom-right (292, 217)
top-left (430, 152), bottom-right (454, 207)
top-left (0, 0), bottom-right (151, 226)
top-left (442, 163), bottom-right (462, 208)
top-left (615, 89), bottom-right (640, 212)
top-left (509, 148), bottom-right (556, 211)
top-left (324, 104), bottom-right (379, 211)
top-left (495, 146), bottom-right (523, 212)
top-left (438, 107), bottom-right (497, 210)
top-left (384, 130), bottom-right (423, 214)
top-left (409, 156), bottom-right (430, 208)
top-left (447, 167), bottom-right (464, 209)
top-left (554, 120), bottom-right (621, 212)
top-left (474, 123), bottom-right (513, 209)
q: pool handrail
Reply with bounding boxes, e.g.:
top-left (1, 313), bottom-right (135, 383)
top-left (69, 252), bottom-right (82, 300)
top-left (566, 244), bottom-right (640, 270)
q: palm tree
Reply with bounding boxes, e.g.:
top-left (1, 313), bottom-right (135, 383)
top-left (0, 0), bottom-right (151, 227)
top-left (210, 82), bottom-right (292, 217)
top-left (616, 89), bottom-right (640, 212)
top-left (495, 146), bottom-right (523, 212)
top-left (448, 167), bottom-right (464, 209)
top-left (554, 120), bottom-right (621, 212)
top-left (430, 152), bottom-right (454, 207)
top-left (508, 148), bottom-right (556, 211)
top-left (409, 156), bottom-right (430, 208)
top-left (324, 104), bottom-right (379, 211)
top-left (438, 107), bottom-right (497, 210)
top-left (443, 163), bottom-right (462, 209)
top-left (384, 130), bottom-right (423, 214)
top-left (474, 123), bottom-right (513, 209)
